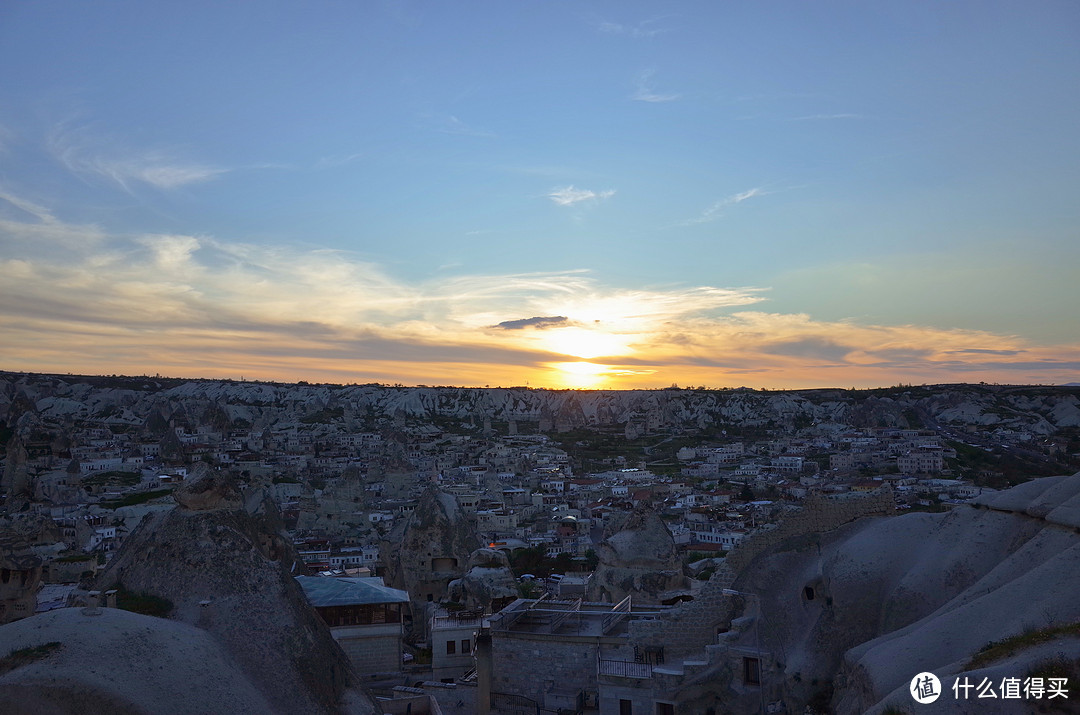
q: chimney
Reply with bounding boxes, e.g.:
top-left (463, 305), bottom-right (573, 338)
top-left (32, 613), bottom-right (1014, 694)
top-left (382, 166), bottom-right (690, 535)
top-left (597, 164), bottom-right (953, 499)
top-left (475, 627), bottom-right (492, 715)
top-left (82, 590), bottom-right (102, 616)
top-left (104, 589), bottom-right (117, 608)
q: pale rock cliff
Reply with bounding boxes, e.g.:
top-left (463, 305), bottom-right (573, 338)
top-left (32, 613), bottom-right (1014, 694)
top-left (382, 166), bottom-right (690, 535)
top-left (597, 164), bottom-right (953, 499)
top-left (587, 506), bottom-right (689, 605)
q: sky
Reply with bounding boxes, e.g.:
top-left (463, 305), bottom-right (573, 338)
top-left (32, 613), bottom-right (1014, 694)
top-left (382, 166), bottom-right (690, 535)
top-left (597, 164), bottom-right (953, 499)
top-left (1, 1), bottom-right (1078, 389)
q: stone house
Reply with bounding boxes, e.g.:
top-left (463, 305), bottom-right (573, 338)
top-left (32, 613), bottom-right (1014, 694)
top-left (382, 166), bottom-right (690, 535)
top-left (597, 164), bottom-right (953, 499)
top-left (296, 575), bottom-right (409, 676)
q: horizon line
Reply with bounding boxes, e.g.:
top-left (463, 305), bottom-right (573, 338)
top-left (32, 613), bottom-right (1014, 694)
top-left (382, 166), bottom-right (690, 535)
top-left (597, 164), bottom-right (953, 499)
top-left (2, 369), bottom-right (1074, 393)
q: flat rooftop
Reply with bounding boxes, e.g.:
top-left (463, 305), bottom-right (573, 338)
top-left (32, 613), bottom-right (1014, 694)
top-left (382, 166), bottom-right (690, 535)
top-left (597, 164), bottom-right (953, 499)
top-left (295, 575), bottom-right (409, 607)
top-left (488, 596), bottom-right (667, 638)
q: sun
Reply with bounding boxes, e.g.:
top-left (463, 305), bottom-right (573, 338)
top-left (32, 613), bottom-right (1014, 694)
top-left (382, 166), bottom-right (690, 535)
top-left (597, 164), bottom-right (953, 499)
top-left (550, 361), bottom-right (611, 389)
top-left (541, 327), bottom-right (631, 360)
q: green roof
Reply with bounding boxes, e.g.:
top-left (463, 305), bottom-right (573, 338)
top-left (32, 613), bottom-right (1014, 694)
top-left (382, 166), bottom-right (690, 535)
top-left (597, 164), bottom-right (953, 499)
top-left (295, 575), bottom-right (409, 607)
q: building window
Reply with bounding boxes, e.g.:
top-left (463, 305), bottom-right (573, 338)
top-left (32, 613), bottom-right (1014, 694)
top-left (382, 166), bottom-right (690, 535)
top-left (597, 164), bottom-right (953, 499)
top-left (655, 703), bottom-right (675, 715)
top-left (461, 639), bottom-right (471, 654)
top-left (620, 699), bottom-right (633, 715)
top-left (743, 657), bottom-right (761, 685)
top-left (803, 586), bottom-right (815, 601)
top-left (446, 640), bottom-right (456, 655)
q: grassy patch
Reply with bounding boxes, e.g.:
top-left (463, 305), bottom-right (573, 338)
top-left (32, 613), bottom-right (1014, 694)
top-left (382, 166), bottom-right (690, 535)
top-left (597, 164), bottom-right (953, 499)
top-left (82, 469), bottom-right (141, 487)
top-left (115, 585), bottom-right (174, 618)
top-left (53, 553), bottom-right (95, 563)
top-left (300, 407), bottom-right (344, 424)
top-left (967, 622), bottom-right (1080, 670)
top-left (946, 440), bottom-right (1067, 487)
top-left (904, 501), bottom-right (948, 513)
top-left (0, 642), bottom-right (62, 675)
top-left (100, 488), bottom-right (173, 508)
top-left (272, 475), bottom-right (301, 484)
top-left (1027, 653), bottom-right (1079, 682)
top-left (685, 550), bottom-right (725, 563)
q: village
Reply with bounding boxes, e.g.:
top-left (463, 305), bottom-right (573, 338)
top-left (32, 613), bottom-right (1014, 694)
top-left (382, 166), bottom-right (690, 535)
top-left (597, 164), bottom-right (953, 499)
top-left (10, 403), bottom-right (1055, 582)
top-left (3, 376), bottom-right (1079, 713)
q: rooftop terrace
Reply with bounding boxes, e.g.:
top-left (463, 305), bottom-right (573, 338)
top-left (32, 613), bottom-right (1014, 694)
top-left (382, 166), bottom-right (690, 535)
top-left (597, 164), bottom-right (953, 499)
top-left (488, 594), bottom-right (666, 637)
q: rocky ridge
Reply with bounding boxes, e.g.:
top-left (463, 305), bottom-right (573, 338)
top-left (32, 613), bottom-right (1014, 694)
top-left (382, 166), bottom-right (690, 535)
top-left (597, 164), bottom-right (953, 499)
top-left (93, 472), bottom-right (377, 715)
top-left (3, 374), bottom-right (1079, 438)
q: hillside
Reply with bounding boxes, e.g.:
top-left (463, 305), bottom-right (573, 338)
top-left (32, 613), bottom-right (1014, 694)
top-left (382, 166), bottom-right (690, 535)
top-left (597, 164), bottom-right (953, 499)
top-left (3, 372), bottom-right (1078, 437)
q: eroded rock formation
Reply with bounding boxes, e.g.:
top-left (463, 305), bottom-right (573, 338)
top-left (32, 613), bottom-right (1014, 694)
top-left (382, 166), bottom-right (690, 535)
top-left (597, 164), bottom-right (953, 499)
top-left (621, 476), bottom-right (1080, 715)
top-left (380, 486), bottom-right (481, 629)
top-left (0, 607), bottom-right (277, 715)
top-left (95, 474), bottom-right (377, 714)
top-left (446, 547), bottom-right (519, 611)
top-left (172, 465), bottom-right (243, 512)
top-left (587, 506), bottom-right (689, 605)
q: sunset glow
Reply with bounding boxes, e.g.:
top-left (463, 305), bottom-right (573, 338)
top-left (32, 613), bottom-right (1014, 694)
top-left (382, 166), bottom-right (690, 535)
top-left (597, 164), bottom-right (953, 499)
top-left (549, 362), bottom-right (611, 389)
top-left (1, 3), bottom-right (1077, 388)
top-left (538, 328), bottom-right (634, 361)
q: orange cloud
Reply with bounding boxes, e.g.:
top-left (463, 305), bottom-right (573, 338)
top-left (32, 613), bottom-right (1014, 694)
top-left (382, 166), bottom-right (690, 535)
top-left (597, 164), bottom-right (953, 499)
top-left (2, 191), bottom-right (1077, 389)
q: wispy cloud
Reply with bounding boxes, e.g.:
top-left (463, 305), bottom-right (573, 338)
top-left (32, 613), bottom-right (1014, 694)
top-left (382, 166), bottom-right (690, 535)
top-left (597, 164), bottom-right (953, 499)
top-left (418, 113), bottom-right (496, 138)
top-left (682, 187), bottom-right (767, 225)
top-left (0, 190), bottom-right (56, 224)
top-left (313, 153), bottom-right (364, 170)
top-left (547, 185), bottom-right (616, 206)
top-left (498, 165), bottom-right (584, 178)
top-left (495, 316), bottom-right (570, 330)
top-left (2, 189), bottom-right (1077, 389)
top-left (790, 113), bottom-right (863, 121)
top-left (0, 189), bottom-right (106, 250)
top-left (599, 19), bottom-right (669, 39)
top-left (48, 124), bottom-right (225, 191)
top-left (631, 69), bottom-right (679, 103)
top-left (945, 348), bottom-right (1024, 356)
top-left (0, 123), bottom-right (14, 154)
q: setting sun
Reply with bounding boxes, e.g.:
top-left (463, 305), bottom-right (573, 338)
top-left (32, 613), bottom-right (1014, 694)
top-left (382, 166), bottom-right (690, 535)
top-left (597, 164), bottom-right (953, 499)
top-left (549, 361), bottom-right (612, 388)
top-left (540, 327), bottom-right (632, 360)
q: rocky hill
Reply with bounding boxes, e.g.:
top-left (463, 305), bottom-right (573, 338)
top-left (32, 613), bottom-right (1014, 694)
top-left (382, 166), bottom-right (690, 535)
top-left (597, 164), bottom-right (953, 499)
top-left (89, 471), bottom-right (377, 715)
top-left (0, 607), bottom-right (278, 715)
top-left (2, 372), bottom-right (1079, 438)
top-left (687, 473), bottom-right (1080, 713)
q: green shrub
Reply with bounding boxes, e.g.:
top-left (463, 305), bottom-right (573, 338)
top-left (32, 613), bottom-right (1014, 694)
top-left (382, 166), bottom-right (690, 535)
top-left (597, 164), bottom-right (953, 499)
top-left (967, 622), bottom-right (1080, 670)
top-left (115, 585), bottom-right (174, 618)
top-left (0, 642), bottom-right (62, 675)
top-left (100, 489), bottom-right (173, 509)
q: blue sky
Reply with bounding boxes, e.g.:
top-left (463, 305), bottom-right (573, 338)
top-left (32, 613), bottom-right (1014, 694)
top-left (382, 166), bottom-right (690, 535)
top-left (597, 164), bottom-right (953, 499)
top-left (2, 1), bottom-right (1078, 387)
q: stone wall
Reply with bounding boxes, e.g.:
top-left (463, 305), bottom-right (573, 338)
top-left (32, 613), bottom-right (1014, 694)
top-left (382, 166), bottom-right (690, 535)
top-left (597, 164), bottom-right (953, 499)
top-left (0, 532), bottom-right (43, 624)
top-left (598, 677), bottom-right (654, 715)
top-left (332, 624), bottom-right (402, 676)
top-left (490, 631), bottom-right (609, 706)
top-left (628, 488), bottom-right (895, 658)
top-left (725, 487), bottom-right (895, 575)
top-left (44, 555), bottom-right (97, 583)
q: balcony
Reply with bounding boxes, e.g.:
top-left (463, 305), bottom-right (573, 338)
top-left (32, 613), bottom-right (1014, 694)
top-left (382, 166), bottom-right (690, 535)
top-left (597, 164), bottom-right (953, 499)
top-left (597, 659), bottom-right (653, 679)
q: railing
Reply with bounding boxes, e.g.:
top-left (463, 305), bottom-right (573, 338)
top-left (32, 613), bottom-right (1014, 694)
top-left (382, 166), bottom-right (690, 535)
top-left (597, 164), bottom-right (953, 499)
top-left (598, 658), bottom-right (654, 679)
top-left (547, 597), bottom-right (582, 632)
top-left (491, 593), bottom-right (549, 632)
top-left (490, 691), bottom-right (539, 715)
top-left (491, 608), bottom-right (525, 631)
top-left (432, 611), bottom-right (484, 629)
top-left (600, 594), bottom-right (632, 634)
top-left (529, 592), bottom-right (551, 609)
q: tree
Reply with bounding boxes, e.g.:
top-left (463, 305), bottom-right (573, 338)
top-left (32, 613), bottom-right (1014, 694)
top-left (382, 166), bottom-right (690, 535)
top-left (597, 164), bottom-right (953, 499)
top-left (739, 481), bottom-right (755, 502)
top-left (553, 552), bottom-right (574, 574)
